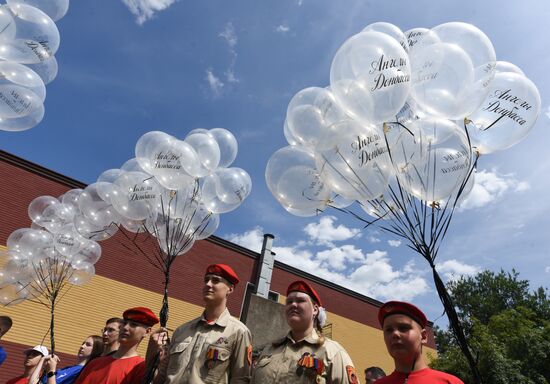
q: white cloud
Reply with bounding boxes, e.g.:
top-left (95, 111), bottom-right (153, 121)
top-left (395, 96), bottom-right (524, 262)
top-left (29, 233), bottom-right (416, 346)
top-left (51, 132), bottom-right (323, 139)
top-left (205, 69), bottom-right (224, 97)
top-left (388, 239), bottom-right (402, 247)
top-left (367, 234), bottom-right (381, 243)
top-left (316, 245), bottom-right (366, 271)
top-left (545, 266), bottom-right (550, 273)
top-left (219, 22), bottom-right (238, 48)
top-left (226, 226), bottom-right (263, 252)
top-left (545, 105), bottom-right (550, 120)
top-left (437, 259), bottom-right (480, 281)
top-left (121, 0), bottom-right (177, 25)
top-left (348, 253), bottom-right (430, 301)
top-left (303, 216), bottom-right (361, 246)
top-left (275, 25), bottom-right (290, 33)
top-left (225, 227), bottom-right (431, 302)
top-left (459, 169), bottom-right (530, 210)
top-left (213, 22), bottom-right (240, 88)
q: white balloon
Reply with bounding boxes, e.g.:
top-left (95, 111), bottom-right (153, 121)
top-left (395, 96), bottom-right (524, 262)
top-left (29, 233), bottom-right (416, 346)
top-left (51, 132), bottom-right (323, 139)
top-left (208, 128), bottom-right (238, 168)
top-left (28, 195), bottom-right (59, 226)
top-left (0, 4), bottom-right (60, 64)
top-left (184, 132), bottom-right (220, 177)
top-left (135, 131), bottom-right (174, 173)
top-left (363, 22), bottom-right (408, 52)
top-left (54, 224), bottom-right (85, 257)
top-left (24, 55), bottom-right (58, 84)
top-left (112, 171), bottom-right (161, 221)
top-left (316, 119), bottom-right (392, 201)
top-left (7, 0), bottom-right (69, 22)
top-left (201, 168), bottom-right (251, 213)
top-left (330, 31), bottom-right (411, 123)
top-left (286, 87), bottom-right (347, 149)
top-left (79, 183), bottom-right (121, 227)
top-left (0, 102), bottom-right (44, 132)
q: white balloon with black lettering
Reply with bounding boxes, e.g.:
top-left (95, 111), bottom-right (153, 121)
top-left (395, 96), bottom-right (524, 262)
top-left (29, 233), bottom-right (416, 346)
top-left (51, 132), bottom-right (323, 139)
top-left (148, 139), bottom-right (198, 190)
top-left (316, 119), bottom-right (392, 201)
top-left (330, 31), bottom-right (411, 123)
top-left (112, 172), bottom-right (161, 221)
top-left (389, 117), bottom-right (471, 201)
top-left (0, 4), bottom-right (60, 64)
top-left (54, 224), bottom-right (85, 257)
top-left (467, 72), bottom-right (541, 153)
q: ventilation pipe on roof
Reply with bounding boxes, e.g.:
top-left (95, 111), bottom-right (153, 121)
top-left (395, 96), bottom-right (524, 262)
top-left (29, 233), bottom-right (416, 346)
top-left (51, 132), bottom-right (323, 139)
top-left (255, 233), bottom-right (275, 298)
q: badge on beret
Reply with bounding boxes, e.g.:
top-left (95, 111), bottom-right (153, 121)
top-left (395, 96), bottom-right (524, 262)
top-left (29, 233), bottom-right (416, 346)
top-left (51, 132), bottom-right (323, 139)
top-left (346, 365), bottom-right (358, 384)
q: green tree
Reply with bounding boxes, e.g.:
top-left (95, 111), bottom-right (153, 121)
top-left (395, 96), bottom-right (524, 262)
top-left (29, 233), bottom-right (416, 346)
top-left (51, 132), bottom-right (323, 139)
top-left (431, 269), bottom-right (550, 384)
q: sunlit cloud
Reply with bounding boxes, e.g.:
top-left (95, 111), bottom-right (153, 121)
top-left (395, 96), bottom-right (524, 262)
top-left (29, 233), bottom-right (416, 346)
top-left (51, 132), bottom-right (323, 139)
top-left (205, 69), bottom-right (224, 97)
top-left (226, 227), bottom-right (431, 302)
top-left (437, 259), bottom-right (479, 281)
top-left (121, 0), bottom-right (178, 25)
top-left (388, 239), bottom-right (402, 247)
top-left (303, 216), bottom-right (361, 246)
top-left (459, 169), bottom-right (529, 210)
top-left (275, 24), bottom-right (290, 33)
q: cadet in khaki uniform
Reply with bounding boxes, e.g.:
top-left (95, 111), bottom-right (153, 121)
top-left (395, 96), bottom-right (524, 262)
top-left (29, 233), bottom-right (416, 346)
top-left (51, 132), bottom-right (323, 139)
top-left (251, 281), bottom-right (360, 384)
top-left (150, 264), bottom-right (252, 384)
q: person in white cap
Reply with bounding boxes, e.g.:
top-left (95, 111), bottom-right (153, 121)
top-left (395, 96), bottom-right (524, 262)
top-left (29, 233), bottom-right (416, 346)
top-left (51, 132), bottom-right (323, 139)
top-left (6, 345), bottom-right (49, 384)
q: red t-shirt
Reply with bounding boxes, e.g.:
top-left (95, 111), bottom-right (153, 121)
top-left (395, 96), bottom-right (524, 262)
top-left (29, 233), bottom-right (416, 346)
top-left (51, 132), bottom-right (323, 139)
top-left (377, 368), bottom-right (464, 384)
top-left (74, 355), bottom-right (145, 384)
top-left (6, 377), bottom-right (29, 384)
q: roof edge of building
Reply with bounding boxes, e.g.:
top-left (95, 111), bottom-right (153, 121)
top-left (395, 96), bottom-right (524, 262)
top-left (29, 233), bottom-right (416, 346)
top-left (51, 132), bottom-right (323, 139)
top-left (0, 149), bottom-right (86, 189)
top-left (204, 235), bottom-right (261, 260)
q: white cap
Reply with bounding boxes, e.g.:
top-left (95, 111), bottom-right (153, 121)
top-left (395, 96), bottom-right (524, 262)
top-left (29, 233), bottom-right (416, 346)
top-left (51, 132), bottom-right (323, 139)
top-left (23, 345), bottom-right (49, 357)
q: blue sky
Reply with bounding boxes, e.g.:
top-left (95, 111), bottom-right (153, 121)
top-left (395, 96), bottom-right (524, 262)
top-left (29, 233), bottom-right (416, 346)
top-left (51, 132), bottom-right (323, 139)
top-left (2, 0), bottom-right (550, 325)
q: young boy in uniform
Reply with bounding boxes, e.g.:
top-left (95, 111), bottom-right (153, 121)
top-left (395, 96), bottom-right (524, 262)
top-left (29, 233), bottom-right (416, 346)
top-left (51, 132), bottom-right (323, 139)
top-left (149, 263), bottom-right (252, 383)
top-left (376, 301), bottom-right (463, 384)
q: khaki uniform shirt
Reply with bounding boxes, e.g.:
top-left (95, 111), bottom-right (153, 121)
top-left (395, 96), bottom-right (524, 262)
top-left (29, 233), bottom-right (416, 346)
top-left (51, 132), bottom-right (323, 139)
top-left (164, 308), bottom-right (252, 384)
top-left (251, 330), bottom-right (359, 384)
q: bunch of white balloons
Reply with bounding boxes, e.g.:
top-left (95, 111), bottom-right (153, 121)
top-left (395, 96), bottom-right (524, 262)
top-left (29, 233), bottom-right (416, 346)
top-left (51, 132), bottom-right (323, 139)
top-left (0, 0), bottom-right (68, 132)
top-left (266, 22), bottom-right (541, 217)
top-left (0, 127), bottom-right (252, 306)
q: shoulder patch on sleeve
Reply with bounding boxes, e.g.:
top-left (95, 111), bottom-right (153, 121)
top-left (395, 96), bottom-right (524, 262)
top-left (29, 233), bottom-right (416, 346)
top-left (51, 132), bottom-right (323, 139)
top-left (346, 365), bottom-right (358, 384)
top-left (247, 344), bottom-right (252, 366)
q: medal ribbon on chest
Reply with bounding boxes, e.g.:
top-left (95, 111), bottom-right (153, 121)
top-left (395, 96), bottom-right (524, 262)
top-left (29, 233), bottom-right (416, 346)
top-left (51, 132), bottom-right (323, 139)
top-left (206, 347), bottom-right (219, 361)
top-left (297, 352), bottom-right (324, 375)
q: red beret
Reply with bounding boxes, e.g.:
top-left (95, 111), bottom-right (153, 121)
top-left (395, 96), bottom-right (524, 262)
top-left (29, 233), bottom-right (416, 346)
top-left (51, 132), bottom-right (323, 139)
top-left (122, 307), bottom-right (159, 327)
top-left (378, 301), bottom-right (427, 328)
top-left (287, 280), bottom-right (322, 307)
top-left (205, 264), bottom-right (240, 285)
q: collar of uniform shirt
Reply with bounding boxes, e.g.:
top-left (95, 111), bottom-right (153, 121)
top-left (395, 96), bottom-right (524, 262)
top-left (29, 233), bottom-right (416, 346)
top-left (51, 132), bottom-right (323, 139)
top-left (274, 329), bottom-right (320, 346)
top-left (198, 308), bottom-right (231, 328)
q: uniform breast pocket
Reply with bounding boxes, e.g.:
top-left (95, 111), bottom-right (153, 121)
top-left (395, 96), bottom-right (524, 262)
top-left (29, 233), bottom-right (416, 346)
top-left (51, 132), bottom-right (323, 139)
top-left (167, 341), bottom-right (191, 374)
top-left (203, 346), bottom-right (231, 383)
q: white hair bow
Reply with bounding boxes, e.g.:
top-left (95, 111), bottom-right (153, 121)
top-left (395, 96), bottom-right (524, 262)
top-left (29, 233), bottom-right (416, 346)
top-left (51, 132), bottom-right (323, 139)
top-left (317, 307), bottom-right (327, 328)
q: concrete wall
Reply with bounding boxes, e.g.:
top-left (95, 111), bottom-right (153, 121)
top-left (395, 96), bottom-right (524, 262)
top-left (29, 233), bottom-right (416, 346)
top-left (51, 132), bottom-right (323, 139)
top-left (244, 294), bottom-right (287, 355)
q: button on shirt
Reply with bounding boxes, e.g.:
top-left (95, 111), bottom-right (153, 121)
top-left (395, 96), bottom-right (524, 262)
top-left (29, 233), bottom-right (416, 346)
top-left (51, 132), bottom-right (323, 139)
top-left (164, 308), bottom-right (252, 384)
top-left (251, 330), bottom-right (358, 384)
